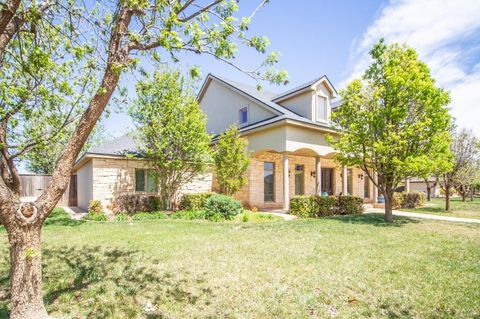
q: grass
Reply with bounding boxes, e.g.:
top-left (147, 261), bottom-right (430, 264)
top-left (1, 209), bottom-right (479, 318)
top-left (403, 197), bottom-right (480, 219)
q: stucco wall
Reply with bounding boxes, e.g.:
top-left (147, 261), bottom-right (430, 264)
top-left (199, 79), bottom-right (276, 135)
top-left (278, 91), bottom-right (313, 119)
top-left (88, 157), bottom-right (212, 211)
top-left (76, 160), bottom-right (93, 210)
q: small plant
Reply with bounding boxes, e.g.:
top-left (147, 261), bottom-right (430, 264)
top-left (204, 194), bottom-right (242, 220)
top-left (132, 211), bottom-right (168, 221)
top-left (84, 211), bottom-right (108, 221)
top-left (114, 212), bottom-right (129, 222)
top-left (88, 200), bottom-right (103, 214)
top-left (251, 207), bottom-right (258, 213)
top-left (179, 193), bottom-right (215, 210)
top-left (241, 213), bottom-right (249, 222)
top-left (170, 210), bottom-right (207, 220)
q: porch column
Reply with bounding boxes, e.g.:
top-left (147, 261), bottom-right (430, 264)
top-left (283, 153), bottom-right (289, 210)
top-left (342, 165), bottom-right (348, 195)
top-left (405, 177), bottom-right (410, 193)
top-left (373, 172), bottom-right (379, 202)
top-left (316, 156), bottom-right (322, 195)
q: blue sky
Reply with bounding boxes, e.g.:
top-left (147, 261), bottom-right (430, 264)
top-left (104, 0), bottom-right (480, 137)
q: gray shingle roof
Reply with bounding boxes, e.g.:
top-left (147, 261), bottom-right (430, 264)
top-left (88, 135), bottom-right (139, 156)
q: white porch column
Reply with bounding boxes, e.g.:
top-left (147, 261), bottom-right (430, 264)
top-left (405, 177), bottom-right (410, 193)
top-left (283, 153), bottom-right (289, 210)
top-left (342, 165), bottom-right (348, 195)
top-left (373, 172), bottom-right (379, 202)
top-left (316, 156), bottom-right (322, 195)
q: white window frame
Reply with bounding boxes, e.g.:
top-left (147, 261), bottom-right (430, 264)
top-left (239, 106), bottom-right (248, 126)
top-left (315, 93), bottom-right (328, 123)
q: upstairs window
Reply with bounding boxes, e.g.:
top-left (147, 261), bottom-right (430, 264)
top-left (135, 169), bottom-right (158, 192)
top-left (239, 107), bottom-right (248, 125)
top-left (316, 95), bottom-right (328, 122)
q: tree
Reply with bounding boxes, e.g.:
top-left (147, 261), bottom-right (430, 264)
top-left (416, 151), bottom-right (452, 201)
top-left (213, 124), bottom-right (250, 196)
top-left (24, 123), bottom-right (110, 174)
top-left (440, 128), bottom-right (480, 209)
top-left (130, 69), bottom-right (212, 210)
top-left (330, 39), bottom-right (451, 222)
top-left (0, 1), bottom-right (286, 318)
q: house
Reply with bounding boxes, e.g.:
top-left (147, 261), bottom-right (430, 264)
top-left (72, 74), bottom-right (378, 211)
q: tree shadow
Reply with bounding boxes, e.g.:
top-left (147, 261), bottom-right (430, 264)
top-left (43, 209), bottom-right (85, 227)
top-left (0, 245), bottom-right (213, 318)
top-left (324, 213), bottom-right (419, 227)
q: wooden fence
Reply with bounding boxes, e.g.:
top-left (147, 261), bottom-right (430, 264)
top-left (19, 174), bottom-right (77, 207)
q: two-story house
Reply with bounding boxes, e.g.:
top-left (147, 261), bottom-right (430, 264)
top-left (72, 74), bottom-right (377, 211)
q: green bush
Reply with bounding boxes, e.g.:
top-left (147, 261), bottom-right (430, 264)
top-left (235, 211), bottom-right (282, 222)
top-left (393, 192), bottom-right (425, 209)
top-left (132, 211), bottom-right (168, 221)
top-left (88, 200), bottom-right (103, 214)
top-left (290, 196), bottom-right (317, 218)
top-left (179, 192), bottom-right (215, 210)
top-left (170, 210), bottom-right (207, 220)
top-left (114, 212), bottom-right (129, 222)
top-left (204, 194), bottom-right (242, 220)
top-left (336, 196), bottom-right (364, 215)
top-left (84, 211), bottom-right (108, 222)
top-left (290, 195), bottom-right (363, 217)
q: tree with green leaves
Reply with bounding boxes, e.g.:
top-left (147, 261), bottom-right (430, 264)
top-left (440, 128), bottom-right (480, 208)
top-left (416, 151), bottom-right (452, 201)
top-left (130, 69), bottom-right (212, 210)
top-left (0, 1), bottom-right (286, 317)
top-left (331, 39), bottom-right (451, 222)
top-left (213, 125), bottom-right (250, 196)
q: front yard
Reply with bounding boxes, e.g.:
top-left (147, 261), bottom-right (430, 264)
top-left (1, 210), bottom-right (479, 318)
top-left (402, 197), bottom-right (480, 219)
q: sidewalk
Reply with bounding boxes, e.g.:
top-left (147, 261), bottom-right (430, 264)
top-left (365, 208), bottom-right (480, 224)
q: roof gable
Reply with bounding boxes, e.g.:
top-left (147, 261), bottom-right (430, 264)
top-left (272, 75), bottom-right (338, 102)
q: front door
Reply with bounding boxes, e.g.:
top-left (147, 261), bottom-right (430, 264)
top-left (321, 168), bottom-right (334, 195)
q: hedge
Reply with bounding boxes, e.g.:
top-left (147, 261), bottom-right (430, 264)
top-left (290, 195), bottom-right (364, 218)
top-left (112, 194), bottom-right (160, 213)
top-left (179, 192), bottom-right (215, 210)
top-left (392, 192), bottom-right (425, 209)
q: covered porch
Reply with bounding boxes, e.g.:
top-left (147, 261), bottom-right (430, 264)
top-left (233, 123), bottom-right (378, 210)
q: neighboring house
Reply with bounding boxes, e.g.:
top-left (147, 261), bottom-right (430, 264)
top-left (408, 178), bottom-right (441, 198)
top-left (72, 73), bottom-right (378, 211)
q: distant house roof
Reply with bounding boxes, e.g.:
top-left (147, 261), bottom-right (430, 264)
top-left (88, 135), bottom-right (139, 156)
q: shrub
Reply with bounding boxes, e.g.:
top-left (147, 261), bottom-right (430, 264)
top-left (316, 196), bottom-right (338, 216)
top-left (290, 195), bottom-right (363, 217)
top-left (114, 212), bottom-right (129, 222)
top-left (179, 192), bottom-right (215, 210)
top-left (336, 196), bottom-right (364, 215)
top-left (88, 200), bottom-right (103, 214)
top-left (393, 192), bottom-right (425, 209)
top-left (204, 194), bottom-right (242, 220)
top-left (132, 211), bottom-right (168, 221)
top-left (112, 194), bottom-right (161, 213)
top-left (235, 211), bottom-right (282, 222)
top-left (84, 211), bottom-right (108, 222)
top-left (170, 210), bottom-right (207, 220)
top-left (290, 196), bottom-right (317, 218)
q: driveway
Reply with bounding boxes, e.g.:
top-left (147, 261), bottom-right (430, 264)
top-left (365, 208), bottom-right (480, 224)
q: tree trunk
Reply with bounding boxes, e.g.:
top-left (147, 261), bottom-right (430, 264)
top-left (445, 187), bottom-right (451, 211)
top-left (471, 186), bottom-right (474, 201)
top-left (426, 186), bottom-right (431, 201)
top-left (7, 222), bottom-right (50, 319)
top-left (384, 193), bottom-right (394, 223)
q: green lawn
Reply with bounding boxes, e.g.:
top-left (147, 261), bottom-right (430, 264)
top-left (403, 197), bottom-right (480, 219)
top-left (1, 210), bottom-right (479, 318)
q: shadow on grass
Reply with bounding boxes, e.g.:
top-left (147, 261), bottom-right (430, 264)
top-left (0, 244), bottom-right (213, 318)
top-left (43, 209), bottom-right (85, 227)
top-left (325, 213), bottom-right (419, 227)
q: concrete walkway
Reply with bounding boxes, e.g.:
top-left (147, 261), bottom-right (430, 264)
top-left (62, 206), bottom-right (87, 220)
top-left (262, 210), bottom-right (298, 221)
top-left (365, 208), bottom-right (480, 224)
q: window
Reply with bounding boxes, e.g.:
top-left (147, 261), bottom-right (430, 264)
top-left (316, 95), bottom-right (327, 122)
top-left (264, 162), bottom-right (275, 202)
top-left (364, 176), bottom-right (370, 198)
top-left (239, 107), bottom-right (248, 125)
top-left (135, 169), bottom-right (158, 192)
top-left (294, 164), bottom-right (304, 195)
top-left (347, 168), bottom-right (353, 195)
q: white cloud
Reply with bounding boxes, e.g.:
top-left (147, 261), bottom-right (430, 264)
top-left (343, 0), bottom-right (480, 136)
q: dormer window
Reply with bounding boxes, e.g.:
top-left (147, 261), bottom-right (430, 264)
top-left (316, 95), bottom-right (328, 122)
top-left (239, 107), bottom-right (248, 125)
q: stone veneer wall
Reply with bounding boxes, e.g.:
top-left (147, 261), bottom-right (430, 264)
top-left (90, 158), bottom-right (212, 211)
